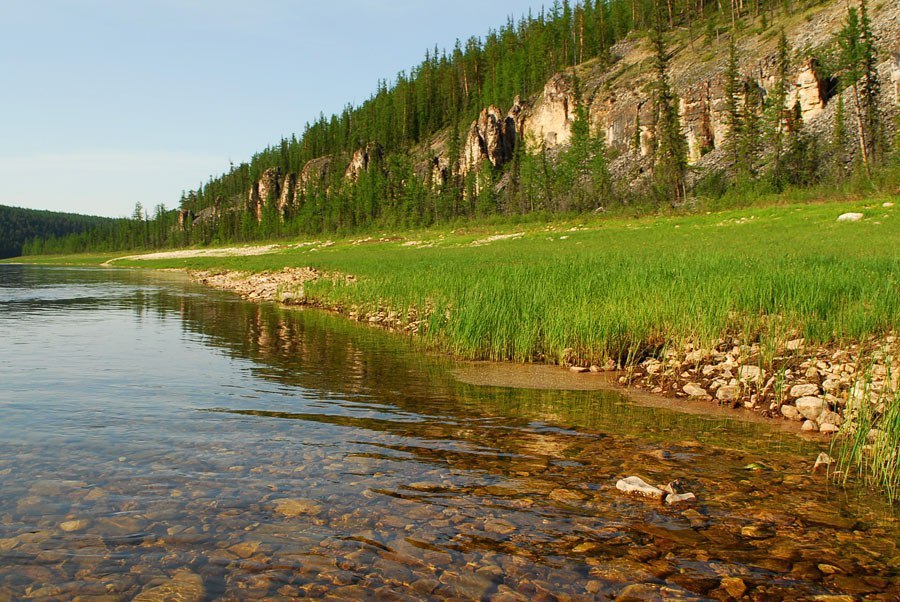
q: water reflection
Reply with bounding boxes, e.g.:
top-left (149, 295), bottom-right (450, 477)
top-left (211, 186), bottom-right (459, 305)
top-left (0, 265), bottom-right (896, 600)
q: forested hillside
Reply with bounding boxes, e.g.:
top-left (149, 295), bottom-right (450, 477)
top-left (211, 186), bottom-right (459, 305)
top-left (23, 0), bottom-right (900, 254)
top-left (0, 205), bottom-right (116, 258)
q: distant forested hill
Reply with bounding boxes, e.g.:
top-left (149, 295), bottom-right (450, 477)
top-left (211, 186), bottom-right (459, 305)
top-left (0, 205), bottom-right (114, 258)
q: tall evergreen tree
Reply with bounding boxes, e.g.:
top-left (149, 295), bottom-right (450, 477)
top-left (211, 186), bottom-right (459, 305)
top-left (650, 6), bottom-right (688, 203)
top-left (723, 36), bottom-right (743, 168)
top-left (768, 30), bottom-right (790, 190)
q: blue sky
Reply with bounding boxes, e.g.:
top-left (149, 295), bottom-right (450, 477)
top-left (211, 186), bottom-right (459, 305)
top-left (1, 1), bottom-right (549, 217)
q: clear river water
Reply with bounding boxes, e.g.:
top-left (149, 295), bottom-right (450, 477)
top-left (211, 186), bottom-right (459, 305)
top-left (0, 265), bottom-right (897, 600)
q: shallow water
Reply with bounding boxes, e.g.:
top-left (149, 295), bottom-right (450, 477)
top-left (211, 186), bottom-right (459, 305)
top-left (0, 265), bottom-right (896, 601)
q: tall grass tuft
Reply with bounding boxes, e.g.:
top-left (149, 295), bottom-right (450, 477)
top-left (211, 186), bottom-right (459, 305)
top-left (832, 360), bottom-right (900, 502)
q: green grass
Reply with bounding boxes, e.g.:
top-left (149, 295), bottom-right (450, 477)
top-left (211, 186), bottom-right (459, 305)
top-left (107, 198), bottom-right (899, 365)
top-left (0, 251), bottom-right (128, 265)
top-left (832, 362), bottom-right (900, 502)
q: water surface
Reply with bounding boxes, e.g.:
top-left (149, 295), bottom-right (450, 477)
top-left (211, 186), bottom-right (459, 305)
top-left (0, 265), bottom-right (896, 600)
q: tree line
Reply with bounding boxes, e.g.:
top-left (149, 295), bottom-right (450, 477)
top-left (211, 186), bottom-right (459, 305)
top-left (22, 0), bottom-right (896, 255)
top-left (0, 205), bottom-right (115, 258)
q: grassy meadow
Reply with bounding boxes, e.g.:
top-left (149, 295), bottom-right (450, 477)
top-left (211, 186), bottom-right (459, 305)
top-left (104, 198), bottom-right (899, 366)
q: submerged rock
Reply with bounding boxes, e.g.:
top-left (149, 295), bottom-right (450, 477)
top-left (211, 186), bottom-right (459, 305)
top-left (616, 476), bottom-right (664, 500)
top-left (813, 452), bottom-right (835, 473)
top-left (133, 570), bottom-right (204, 602)
top-left (665, 492), bottom-right (696, 505)
top-left (273, 498), bottom-right (322, 517)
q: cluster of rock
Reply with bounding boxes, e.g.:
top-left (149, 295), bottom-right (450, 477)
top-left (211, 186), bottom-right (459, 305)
top-left (615, 476), bottom-right (697, 505)
top-left (190, 267), bottom-right (427, 335)
top-left (619, 335), bottom-right (897, 435)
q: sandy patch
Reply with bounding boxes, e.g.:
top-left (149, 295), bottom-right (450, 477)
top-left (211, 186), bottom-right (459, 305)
top-left (104, 244), bottom-right (283, 265)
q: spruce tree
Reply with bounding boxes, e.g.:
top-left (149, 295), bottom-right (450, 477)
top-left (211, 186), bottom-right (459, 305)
top-left (650, 8), bottom-right (688, 204)
top-left (768, 30), bottom-right (790, 190)
top-left (723, 36), bottom-right (743, 168)
top-left (737, 78), bottom-right (762, 180)
top-left (838, 0), bottom-right (882, 176)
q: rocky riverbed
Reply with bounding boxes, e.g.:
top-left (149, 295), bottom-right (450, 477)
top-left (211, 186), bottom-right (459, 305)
top-left (1, 265), bottom-right (898, 600)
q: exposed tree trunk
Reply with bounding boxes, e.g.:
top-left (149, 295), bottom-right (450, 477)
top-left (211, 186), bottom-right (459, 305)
top-left (851, 83), bottom-right (871, 177)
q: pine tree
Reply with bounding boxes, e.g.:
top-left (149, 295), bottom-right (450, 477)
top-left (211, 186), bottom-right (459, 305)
top-left (838, 0), bottom-right (883, 177)
top-left (768, 30), bottom-right (790, 190)
top-left (737, 78), bottom-right (762, 180)
top-left (723, 36), bottom-right (743, 168)
top-left (650, 7), bottom-right (688, 204)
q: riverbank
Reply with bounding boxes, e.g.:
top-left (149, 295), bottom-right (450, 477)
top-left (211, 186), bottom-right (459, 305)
top-left (185, 263), bottom-right (897, 425)
top-left (8, 197), bottom-right (900, 496)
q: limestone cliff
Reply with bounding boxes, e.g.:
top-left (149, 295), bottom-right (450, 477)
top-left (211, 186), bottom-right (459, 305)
top-left (232, 0), bottom-right (898, 221)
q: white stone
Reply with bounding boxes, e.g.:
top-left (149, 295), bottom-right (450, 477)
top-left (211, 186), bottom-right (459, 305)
top-left (817, 410), bottom-right (843, 426)
top-left (819, 423), bottom-right (839, 434)
top-left (616, 476), bottom-right (664, 499)
top-left (801, 419), bottom-right (819, 432)
top-left (790, 383), bottom-right (820, 398)
top-left (795, 396), bottom-right (825, 420)
top-left (836, 212), bottom-right (863, 222)
top-left (716, 385), bottom-right (741, 402)
top-left (813, 452), bottom-right (834, 472)
top-left (683, 384), bottom-right (708, 398)
top-left (665, 492), bottom-right (696, 505)
top-left (738, 365), bottom-right (762, 382)
top-left (883, 202), bottom-right (894, 208)
top-left (786, 338), bottom-right (805, 351)
top-left (780, 404), bottom-right (801, 420)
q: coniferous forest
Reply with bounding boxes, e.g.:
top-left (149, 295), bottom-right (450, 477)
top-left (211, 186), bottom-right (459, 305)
top-left (0, 206), bottom-right (115, 259)
top-left (17, 0), bottom-right (899, 256)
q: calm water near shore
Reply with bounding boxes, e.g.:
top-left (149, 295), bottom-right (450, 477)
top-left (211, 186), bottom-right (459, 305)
top-left (0, 265), bottom-right (897, 600)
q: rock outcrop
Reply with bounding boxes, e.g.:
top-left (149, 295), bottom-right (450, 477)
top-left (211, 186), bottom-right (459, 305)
top-left (297, 156), bottom-right (332, 196)
top-left (790, 59), bottom-right (829, 121)
top-left (248, 167), bottom-right (281, 221)
top-left (176, 210), bottom-right (194, 231)
top-left (462, 105), bottom-right (517, 176)
top-left (278, 172), bottom-right (296, 214)
top-left (344, 143), bottom-right (382, 181)
top-left (522, 73), bottom-right (575, 152)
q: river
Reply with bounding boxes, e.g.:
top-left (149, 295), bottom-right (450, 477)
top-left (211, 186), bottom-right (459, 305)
top-left (0, 265), bottom-right (896, 600)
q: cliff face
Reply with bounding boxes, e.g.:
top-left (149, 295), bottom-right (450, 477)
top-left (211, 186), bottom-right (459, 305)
top-left (229, 0), bottom-right (897, 222)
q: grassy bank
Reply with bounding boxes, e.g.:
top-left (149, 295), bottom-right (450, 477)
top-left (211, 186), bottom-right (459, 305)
top-left (104, 198), bottom-right (898, 360)
top-left (7, 196), bottom-right (899, 497)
